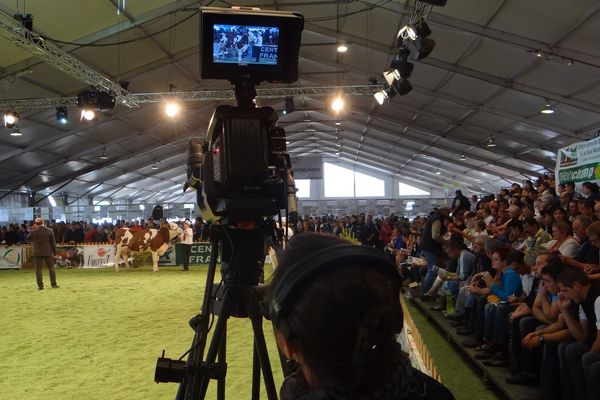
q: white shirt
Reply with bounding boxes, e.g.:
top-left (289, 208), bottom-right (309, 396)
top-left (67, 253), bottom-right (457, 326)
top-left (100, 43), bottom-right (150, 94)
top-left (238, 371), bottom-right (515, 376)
top-left (578, 297), bottom-right (600, 330)
top-left (181, 227), bottom-right (193, 245)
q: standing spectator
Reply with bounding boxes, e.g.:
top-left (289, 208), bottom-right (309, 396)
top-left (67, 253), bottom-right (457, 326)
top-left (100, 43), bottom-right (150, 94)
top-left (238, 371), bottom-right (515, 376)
top-left (419, 207), bottom-right (450, 294)
top-left (452, 190), bottom-right (471, 216)
top-left (180, 220), bottom-right (193, 271)
top-left (27, 218), bottom-right (58, 290)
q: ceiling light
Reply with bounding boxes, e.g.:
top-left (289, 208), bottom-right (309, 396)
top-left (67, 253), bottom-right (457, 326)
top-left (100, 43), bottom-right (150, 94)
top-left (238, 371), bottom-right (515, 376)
top-left (336, 141), bottom-right (342, 147)
top-left (3, 111), bottom-right (19, 128)
top-left (81, 109), bottom-right (95, 121)
top-left (9, 127), bottom-right (22, 136)
top-left (99, 147), bottom-right (108, 160)
top-left (337, 43), bottom-right (348, 53)
top-left (331, 96), bottom-right (344, 112)
top-left (152, 162), bottom-right (158, 170)
top-left (541, 101), bottom-right (554, 114)
top-left (77, 89), bottom-right (116, 111)
top-left (391, 78), bottom-right (412, 96)
top-left (397, 25), bottom-right (417, 41)
top-left (335, 120), bottom-right (342, 126)
top-left (435, 169), bottom-right (441, 175)
top-left (486, 138), bottom-right (497, 147)
top-left (283, 96), bottom-right (295, 115)
top-left (56, 107), bottom-right (68, 124)
top-left (165, 101), bottom-right (180, 118)
top-left (374, 86), bottom-right (397, 105)
top-left (459, 154), bottom-right (466, 161)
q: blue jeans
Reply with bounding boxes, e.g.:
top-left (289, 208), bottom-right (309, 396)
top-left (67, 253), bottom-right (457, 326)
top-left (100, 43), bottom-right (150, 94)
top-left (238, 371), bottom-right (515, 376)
top-left (421, 250), bottom-right (438, 294)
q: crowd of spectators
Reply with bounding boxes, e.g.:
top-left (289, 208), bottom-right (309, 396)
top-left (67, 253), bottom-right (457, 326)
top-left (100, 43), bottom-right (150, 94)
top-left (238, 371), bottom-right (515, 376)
top-left (0, 217), bottom-right (210, 245)
top-left (291, 175), bottom-right (600, 400)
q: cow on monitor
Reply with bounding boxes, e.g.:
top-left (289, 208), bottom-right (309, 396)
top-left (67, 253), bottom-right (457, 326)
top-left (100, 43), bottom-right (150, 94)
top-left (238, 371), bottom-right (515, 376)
top-left (114, 221), bottom-right (182, 272)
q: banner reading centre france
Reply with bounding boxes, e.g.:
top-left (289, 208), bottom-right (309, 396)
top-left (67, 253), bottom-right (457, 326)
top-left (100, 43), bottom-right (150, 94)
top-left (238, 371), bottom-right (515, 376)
top-left (555, 136), bottom-right (600, 190)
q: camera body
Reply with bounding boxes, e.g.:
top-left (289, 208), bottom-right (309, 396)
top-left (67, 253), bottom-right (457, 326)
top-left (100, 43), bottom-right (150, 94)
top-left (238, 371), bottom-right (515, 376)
top-left (187, 105), bottom-right (291, 223)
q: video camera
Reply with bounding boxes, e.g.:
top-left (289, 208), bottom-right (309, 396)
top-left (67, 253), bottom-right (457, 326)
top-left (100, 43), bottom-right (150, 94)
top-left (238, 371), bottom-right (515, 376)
top-left (184, 7), bottom-right (303, 225)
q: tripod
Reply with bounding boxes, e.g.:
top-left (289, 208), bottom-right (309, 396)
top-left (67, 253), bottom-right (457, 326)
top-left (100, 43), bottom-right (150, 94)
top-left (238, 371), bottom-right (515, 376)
top-left (157, 224), bottom-right (281, 400)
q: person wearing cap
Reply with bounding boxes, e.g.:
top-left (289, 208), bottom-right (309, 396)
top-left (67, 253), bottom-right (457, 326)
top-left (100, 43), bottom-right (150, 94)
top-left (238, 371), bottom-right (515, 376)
top-left (180, 219), bottom-right (193, 271)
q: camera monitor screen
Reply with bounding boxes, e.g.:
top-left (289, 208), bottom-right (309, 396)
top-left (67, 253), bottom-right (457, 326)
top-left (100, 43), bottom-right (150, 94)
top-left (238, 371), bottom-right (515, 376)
top-left (213, 24), bottom-right (280, 66)
top-left (200, 7), bottom-right (303, 83)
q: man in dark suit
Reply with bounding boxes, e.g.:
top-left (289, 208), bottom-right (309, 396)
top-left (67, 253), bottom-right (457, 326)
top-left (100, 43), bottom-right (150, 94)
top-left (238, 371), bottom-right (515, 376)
top-left (27, 218), bottom-right (58, 290)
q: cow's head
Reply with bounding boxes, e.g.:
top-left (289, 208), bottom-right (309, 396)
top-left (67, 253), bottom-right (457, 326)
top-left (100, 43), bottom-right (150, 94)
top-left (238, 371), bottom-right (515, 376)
top-left (167, 221), bottom-right (183, 241)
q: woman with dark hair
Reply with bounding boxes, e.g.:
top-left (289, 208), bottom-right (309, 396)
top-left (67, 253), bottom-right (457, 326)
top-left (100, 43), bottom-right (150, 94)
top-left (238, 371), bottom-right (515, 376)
top-left (268, 232), bottom-right (454, 400)
top-left (581, 181), bottom-right (600, 201)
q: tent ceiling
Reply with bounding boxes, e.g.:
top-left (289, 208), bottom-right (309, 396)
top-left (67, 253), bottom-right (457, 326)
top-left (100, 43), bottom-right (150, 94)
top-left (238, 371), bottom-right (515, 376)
top-left (0, 0), bottom-right (599, 204)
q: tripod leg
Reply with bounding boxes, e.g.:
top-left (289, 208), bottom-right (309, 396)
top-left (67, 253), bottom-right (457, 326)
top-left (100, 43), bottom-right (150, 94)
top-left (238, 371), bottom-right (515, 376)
top-left (217, 324), bottom-right (227, 400)
top-left (194, 289), bottom-right (233, 400)
top-left (252, 344), bottom-right (260, 400)
top-left (249, 315), bottom-right (278, 400)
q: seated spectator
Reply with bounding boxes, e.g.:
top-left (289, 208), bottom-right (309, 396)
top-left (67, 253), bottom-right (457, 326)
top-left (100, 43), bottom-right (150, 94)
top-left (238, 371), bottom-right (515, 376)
top-left (561, 216), bottom-right (599, 273)
top-left (523, 217), bottom-right (552, 266)
top-left (556, 267), bottom-right (600, 400)
top-left (544, 221), bottom-right (579, 257)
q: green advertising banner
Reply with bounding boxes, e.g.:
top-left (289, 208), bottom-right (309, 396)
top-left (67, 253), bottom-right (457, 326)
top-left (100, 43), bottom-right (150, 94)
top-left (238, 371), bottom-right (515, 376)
top-left (556, 137), bottom-right (600, 188)
top-left (175, 242), bottom-right (214, 265)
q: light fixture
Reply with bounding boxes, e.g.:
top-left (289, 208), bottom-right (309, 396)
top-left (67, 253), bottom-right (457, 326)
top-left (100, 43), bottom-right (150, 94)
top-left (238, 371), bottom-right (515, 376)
top-left (336, 141), bottom-right (342, 147)
top-left (374, 86), bottom-right (397, 105)
top-left (459, 154), bottom-right (466, 161)
top-left (435, 169), bottom-right (441, 175)
top-left (486, 138), bottom-right (497, 148)
top-left (405, 21), bottom-right (436, 61)
top-left (9, 127), bottom-right (22, 136)
top-left (331, 96), bottom-right (344, 112)
top-left (164, 100), bottom-right (180, 118)
top-left (77, 89), bottom-right (116, 111)
top-left (81, 109), bottom-right (95, 121)
top-left (541, 101), bottom-right (554, 114)
top-left (99, 147), bottom-right (108, 160)
top-left (3, 111), bottom-right (19, 128)
top-left (397, 25), bottom-right (417, 42)
top-left (337, 43), bottom-right (348, 53)
top-left (283, 97), bottom-right (295, 115)
top-left (335, 120), bottom-right (342, 126)
top-left (391, 78), bottom-right (413, 96)
top-left (152, 162), bottom-right (158, 170)
top-left (56, 107), bottom-right (68, 124)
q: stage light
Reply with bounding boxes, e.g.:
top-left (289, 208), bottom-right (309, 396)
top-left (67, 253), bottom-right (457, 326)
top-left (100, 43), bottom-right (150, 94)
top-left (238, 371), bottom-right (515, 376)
top-left (283, 97), bottom-right (295, 115)
top-left (56, 107), bottom-right (68, 124)
top-left (9, 127), bottom-right (22, 136)
top-left (99, 147), bottom-right (108, 160)
top-left (397, 25), bottom-right (417, 41)
top-left (374, 86), bottom-right (397, 105)
top-left (81, 110), bottom-right (95, 121)
top-left (337, 43), bottom-right (348, 53)
top-left (77, 89), bottom-right (116, 111)
top-left (541, 101), bottom-right (554, 114)
top-left (486, 138), bottom-right (497, 147)
top-left (165, 101), bottom-right (180, 118)
top-left (391, 78), bottom-right (413, 96)
top-left (407, 36), bottom-right (436, 60)
top-left (390, 50), bottom-right (414, 79)
top-left (3, 111), bottom-right (19, 128)
top-left (331, 96), bottom-right (344, 112)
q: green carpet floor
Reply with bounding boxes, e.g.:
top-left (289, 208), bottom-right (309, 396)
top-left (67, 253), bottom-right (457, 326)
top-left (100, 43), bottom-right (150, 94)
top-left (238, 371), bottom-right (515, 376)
top-left (2, 265), bottom-right (501, 400)
top-left (0, 265), bottom-right (284, 400)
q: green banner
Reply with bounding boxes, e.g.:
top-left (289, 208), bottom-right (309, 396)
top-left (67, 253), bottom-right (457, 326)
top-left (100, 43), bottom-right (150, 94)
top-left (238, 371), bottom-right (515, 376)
top-left (175, 242), bottom-right (214, 265)
top-left (557, 162), bottom-right (600, 184)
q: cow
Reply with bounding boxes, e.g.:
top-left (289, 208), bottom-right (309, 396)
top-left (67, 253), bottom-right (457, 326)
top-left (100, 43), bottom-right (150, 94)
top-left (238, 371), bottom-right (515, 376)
top-left (114, 221), bottom-right (182, 272)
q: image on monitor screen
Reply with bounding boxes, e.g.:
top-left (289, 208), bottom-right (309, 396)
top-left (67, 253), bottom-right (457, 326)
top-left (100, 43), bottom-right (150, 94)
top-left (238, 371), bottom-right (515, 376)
top-left (213, 24), bottom-right (279, 66)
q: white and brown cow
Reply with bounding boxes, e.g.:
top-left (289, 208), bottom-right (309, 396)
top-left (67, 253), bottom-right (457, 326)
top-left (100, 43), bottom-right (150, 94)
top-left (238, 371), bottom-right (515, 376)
top-left (114, 221), bottom-right (182, 272)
